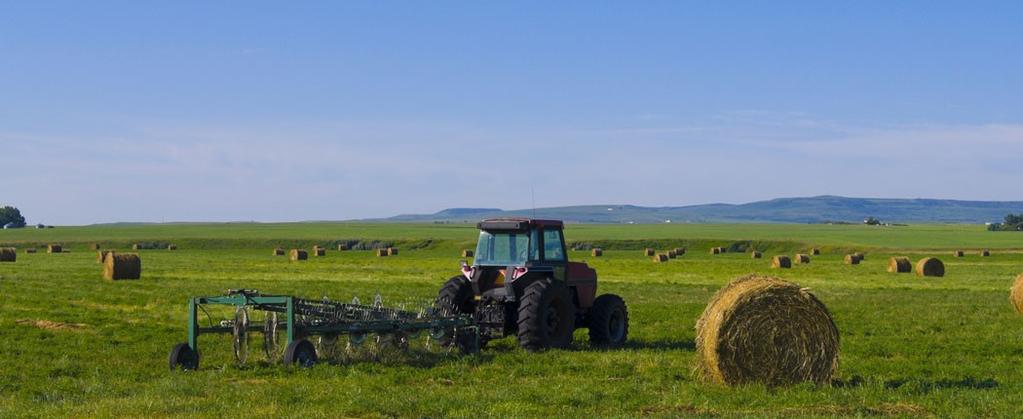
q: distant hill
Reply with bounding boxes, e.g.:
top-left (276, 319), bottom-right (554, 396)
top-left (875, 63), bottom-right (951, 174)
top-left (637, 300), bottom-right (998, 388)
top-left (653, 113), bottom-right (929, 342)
top-left (379, 196), bottom-right (1023, 224)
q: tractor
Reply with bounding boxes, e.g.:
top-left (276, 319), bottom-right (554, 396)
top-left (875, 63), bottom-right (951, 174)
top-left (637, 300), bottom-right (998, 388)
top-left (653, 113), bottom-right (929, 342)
top-left (435, 218), bottom-right (628, 351)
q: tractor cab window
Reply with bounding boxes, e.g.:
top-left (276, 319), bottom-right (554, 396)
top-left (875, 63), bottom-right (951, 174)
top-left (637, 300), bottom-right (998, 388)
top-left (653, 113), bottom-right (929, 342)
top-left (475, 230), bottom-right (533, 266)
top-left (542, 229), bottom-right (566, 262)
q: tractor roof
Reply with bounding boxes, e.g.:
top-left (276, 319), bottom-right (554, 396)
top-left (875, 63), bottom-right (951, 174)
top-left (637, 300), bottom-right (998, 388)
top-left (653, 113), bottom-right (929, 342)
top-left (477, 218), bottom-right (564, 231)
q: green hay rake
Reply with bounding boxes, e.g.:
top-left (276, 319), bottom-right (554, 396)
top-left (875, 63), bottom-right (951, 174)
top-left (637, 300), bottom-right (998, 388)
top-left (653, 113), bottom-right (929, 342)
top-left (169, 289), bottom-right (479, 370)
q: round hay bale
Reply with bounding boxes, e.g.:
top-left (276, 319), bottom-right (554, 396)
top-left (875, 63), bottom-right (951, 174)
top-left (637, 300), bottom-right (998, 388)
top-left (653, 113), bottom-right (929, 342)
top-left (750, 251), bottom-right (763, 259)
top-left (794, 254), bottom-right (811, 264)
top-left (91, 243), bottom-right (101, 250)
top-left (461, 249), bottom-right (474, 258)
top-left (644, 248), bottom-right (655, 257)
top-left (695, 275), bottom-right (839, 386)
top-left (167, 244), bottom-right (177, 251)
top-left (591, 248), bottom-right (603, 257)
top-left (810, 248), bottom-right (821, 255)
top-left (0, 247), bottom-right (16, 262)
top-left (24, 248), bottom-right (37, 254)
top-left (887, 257), bottom-right (912, 273)
top-left (314, 247), bottom-right (326, 257)
top-left (337, 244), bottom-right (349, 251)
top-left (710, 247), bottom-right (721, 255)
top-left (376, 248), bottom-right (389, 257)
top-left (97, 250), bottom-right (115, 263)
top-left (652, 254), bottom-right (668, 263)
top-left (981, 249), bottom-right (991, 257)
top-left (387, 247), bottom-right (399, 256)
top-left (771, 255), bottom-right (791, 269)
top-left (132, 244), bottom-right (140, 251)
top-left (675, 247), bottom-right (687, 255)
top-left (852, 252), bottom-right (865, 261)
top-left (273, 248), bottom-right (285, 256)
top-left (915, 257), bottom-right (945, 277)
top-left (47, 244), bottom-right (62, 254)
top-left (844, 254), bottom-right (860, 265)
top-left (667, 250), bottom-right (677, 259)
top-left (1011, 274), bottom-right (1023, 314)
top-left (954, 250), bottom-right (964, 257)
top-left (104, 253), bottom-right (141, 280)
top-left (290, 249), bottom-right (308, 261)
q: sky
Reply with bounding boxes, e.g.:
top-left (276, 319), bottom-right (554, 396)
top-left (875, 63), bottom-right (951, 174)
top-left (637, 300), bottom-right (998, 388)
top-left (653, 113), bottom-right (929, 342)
top-left (1, 2), bottom-right (1021, 225)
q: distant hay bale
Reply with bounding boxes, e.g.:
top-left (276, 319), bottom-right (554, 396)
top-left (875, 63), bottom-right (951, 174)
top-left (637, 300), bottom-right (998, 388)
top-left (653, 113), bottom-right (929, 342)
top-left (675, 247), bottom-right (687, 255)
top-left (377, 249), bottom-right (389, 257)
top-left (954, 250), bottom-right (964, 257)
top-left (844, 254), bottom-right (861, 265)
top-left (103, 253), bottom-right (141, 280)
top-left (771, 255), bottom-right (791, 269)
top-left (915, 258), bottom-right (945, 277)
top-left (337, 244), bottom-right (349, 251)
top-left (97, 250), bottom-right (115, 263)
top-left (751, 251), bottom-right (763, 259)
top-left (667, 250), bottom-right (677, 259)
top-left (718, 247), bottom-right (727, 254)
top-left (167, 244), bottom-right (177, 251)
top-left (794, 254), bottom-right (811, 264)
top-left (695, 275), bottom-right (839, 386)
top-left (25, 248), bottom-right (37, 254)
top-left (0, 247), bottom-right (16, 262)
top-left (652, 254), bottom-right (668, 263)
top-left (1011, 274), bottom-right (1023, 314)
top-left (710, 247), bottom-right (721, 255)
top-left (591, 248), bottom-right (603, 257)
top-left (314, 247), bottom-right (326, 257)
top-left (387, 247), bottom-right (399, 256)
top-left (887, 257), bottom-right (912, 273)
top-left (981, 249), bottom-right (991, 257)
top-left (810, 248), bottom-right (821, 255)
top-left (290, 249), bottom-right (308, 261)
top-left (461, 249), bottom-right (474, 258)
top-left (47, 244), bottom-right (62, 254)
top-left (273, 248), bottom-right (285, 256)
top-left (132, 244), bottom-right (140, 251)
top-left (644, 248), bottom-right (655, 257)
top-left (91, 243), bottom-right (100, 250)
top-left (853, 252), bottom-right (865, 261)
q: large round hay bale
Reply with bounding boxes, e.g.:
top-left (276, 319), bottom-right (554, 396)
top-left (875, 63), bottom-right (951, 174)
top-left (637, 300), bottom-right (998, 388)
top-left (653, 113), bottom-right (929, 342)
top-left (104, 254), bottom-right (141, 280)
top-left (810, 248), bottom-right (821, 255)
top-left (290, 249), bottom-right (308, 261)
top-left (953, 250), bottom-right (964, 257)
top-left (376, 248), bottom-right (388, 257)
top-left (771, 255), bottom-right (791, 269)
top-left (97, 250), bottom-right (115, 263)
top-left (981, 249), bottom-right (991, 257)
top-left (591, 248), bottom-right (603, 257)
top-left (844, 254), bottom-right (860, 265)
top-left (750, 251), bottom-right (763, 259)
top-left (0, 247), bottom-right (16, 262)
top-left (915, 257), bottom-right (945, 277)
top-left (273, 248), bottom-right (285, 256)
top-left (652, 254), bottom-right (668, 263)
top-left (794, 254), bottom-right (811, 264)
top-left (887, 257), bottom-right (912, 273)
top-left (47, 244), bottom-right (62, 254)
top-left (644, 248), bottom-right (655, 257)
top-left (461, 249), bottom-right (474, 258)
top-left (695, 275), bottom-right (839, 386)
top-left (1011, 274), bottom-right (1023, 314)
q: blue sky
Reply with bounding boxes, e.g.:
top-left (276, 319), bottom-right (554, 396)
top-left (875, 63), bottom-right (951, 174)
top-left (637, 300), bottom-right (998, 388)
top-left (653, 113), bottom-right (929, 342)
top-left (1, 2), bottom-right (1021, 224)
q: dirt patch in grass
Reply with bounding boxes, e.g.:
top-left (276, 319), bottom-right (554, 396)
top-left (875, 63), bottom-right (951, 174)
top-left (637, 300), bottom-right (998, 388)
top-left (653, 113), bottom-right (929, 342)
top-left (16, 319), bottom-right (89, 331)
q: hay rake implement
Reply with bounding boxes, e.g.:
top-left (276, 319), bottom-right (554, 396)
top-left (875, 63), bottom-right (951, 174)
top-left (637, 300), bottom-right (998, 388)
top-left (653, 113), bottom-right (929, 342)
top-left (169, 289), bottom-right (479, 370)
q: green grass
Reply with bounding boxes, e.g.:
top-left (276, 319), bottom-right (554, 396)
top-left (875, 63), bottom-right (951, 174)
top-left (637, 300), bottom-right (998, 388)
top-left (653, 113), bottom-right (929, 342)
top-left (1, 223), bottom-right (1022, 417)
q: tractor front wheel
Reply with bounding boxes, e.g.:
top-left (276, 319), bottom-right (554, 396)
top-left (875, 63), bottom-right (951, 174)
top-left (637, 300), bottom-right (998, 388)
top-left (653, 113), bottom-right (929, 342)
top-left (587, 294), bottom-right (629, 347)
top-left (517, 279), bottom-right (575, 351)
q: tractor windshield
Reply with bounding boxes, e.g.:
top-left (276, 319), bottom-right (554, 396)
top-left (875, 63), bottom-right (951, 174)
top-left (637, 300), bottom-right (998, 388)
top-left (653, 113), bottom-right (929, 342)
top-left (474, 230), bottom-right (536, 266)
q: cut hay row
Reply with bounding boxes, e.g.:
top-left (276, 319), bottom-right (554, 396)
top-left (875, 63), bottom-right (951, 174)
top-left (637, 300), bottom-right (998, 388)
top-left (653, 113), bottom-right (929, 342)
top-left (290, 249), bottom-right (308, 261)
top-left (103, 254), bottom-right (141, 280)
top-left (695, 275), bottom-right (839, 386)
top-left (887, 257), bottom-right (912, 273)
top-left (1011, 274), bottom-right (1023, 314)
top-left (794, 254), bottom-right (811, 264)
top-left (0, 247), bottom-right (16, 262)
top-left (916, 257), bottom-right (945, 277)
top-left (771, 255), bottom-right (791, 269)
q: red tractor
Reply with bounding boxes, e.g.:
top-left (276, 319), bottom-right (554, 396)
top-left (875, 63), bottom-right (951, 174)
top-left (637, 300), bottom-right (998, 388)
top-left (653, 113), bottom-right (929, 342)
top-left (435, 218), bottom-right (628, 351)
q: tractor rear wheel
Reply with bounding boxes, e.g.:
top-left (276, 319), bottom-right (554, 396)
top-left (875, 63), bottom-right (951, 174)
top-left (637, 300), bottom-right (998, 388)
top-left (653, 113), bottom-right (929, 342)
top-left (282, 339), bottom-right (317, 368)
top-left (517, 279), bottom-right (575, 351)
top-left (168, 343), bottom-right (199, 371)
top-left (588, 294), bottom-right (629, 347)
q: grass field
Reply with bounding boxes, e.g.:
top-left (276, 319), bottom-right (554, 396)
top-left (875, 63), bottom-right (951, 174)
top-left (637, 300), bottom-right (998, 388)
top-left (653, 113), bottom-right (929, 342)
top-left (1, 223), bottom-right (1022, 417)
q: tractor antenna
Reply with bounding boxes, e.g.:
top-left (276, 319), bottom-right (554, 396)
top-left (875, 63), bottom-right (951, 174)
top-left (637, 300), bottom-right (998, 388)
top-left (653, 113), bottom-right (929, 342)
top-left (531, 185), bottom-right (536, 219)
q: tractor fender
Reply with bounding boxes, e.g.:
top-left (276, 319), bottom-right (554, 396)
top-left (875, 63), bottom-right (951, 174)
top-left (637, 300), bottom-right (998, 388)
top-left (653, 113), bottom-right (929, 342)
top-left (567, 262), bottom-right (597, 309)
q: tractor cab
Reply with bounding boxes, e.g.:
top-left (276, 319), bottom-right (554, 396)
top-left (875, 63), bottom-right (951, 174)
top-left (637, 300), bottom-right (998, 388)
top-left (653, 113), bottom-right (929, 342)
top-left (462, 219), bottom-right (576, 302)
